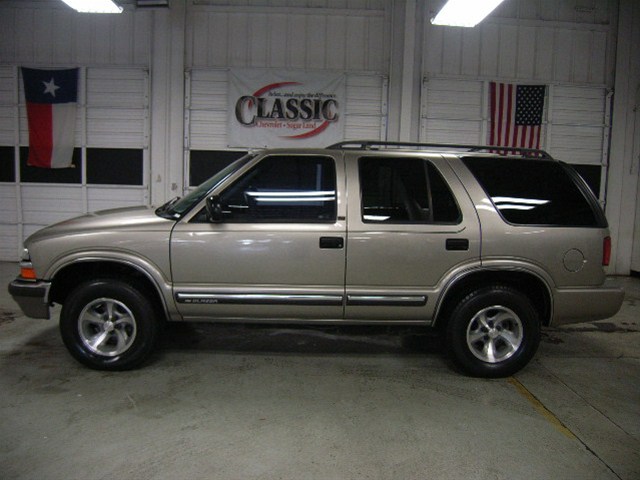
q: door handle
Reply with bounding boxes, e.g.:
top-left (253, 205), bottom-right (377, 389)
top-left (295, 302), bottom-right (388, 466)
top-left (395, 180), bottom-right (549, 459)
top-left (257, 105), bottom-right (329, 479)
top-left (319, 237), bottom-right (344, 249)
top-left (446, 238), bottom-right (469, 251)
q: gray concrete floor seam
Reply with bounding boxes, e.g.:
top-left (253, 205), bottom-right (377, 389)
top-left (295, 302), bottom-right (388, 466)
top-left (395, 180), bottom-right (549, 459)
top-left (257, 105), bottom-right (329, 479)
top-left (539, 360), bottom-right (638, 439)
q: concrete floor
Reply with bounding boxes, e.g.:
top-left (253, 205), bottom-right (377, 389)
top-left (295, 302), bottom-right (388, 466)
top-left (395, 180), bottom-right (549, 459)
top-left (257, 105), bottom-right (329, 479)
top-left (0, 262), bottom-right (638, 480)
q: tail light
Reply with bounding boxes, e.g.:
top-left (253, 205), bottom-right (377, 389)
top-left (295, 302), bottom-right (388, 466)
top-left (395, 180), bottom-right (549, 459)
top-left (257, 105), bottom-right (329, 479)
top-left (603, 236), bottom-right (611, 266)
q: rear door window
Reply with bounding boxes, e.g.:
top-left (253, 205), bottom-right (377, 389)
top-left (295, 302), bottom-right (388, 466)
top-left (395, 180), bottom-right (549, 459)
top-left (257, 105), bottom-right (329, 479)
top-left (462, 157), bottom-right (605, 227)
top-left (359, 157), bottom-right (461, 224)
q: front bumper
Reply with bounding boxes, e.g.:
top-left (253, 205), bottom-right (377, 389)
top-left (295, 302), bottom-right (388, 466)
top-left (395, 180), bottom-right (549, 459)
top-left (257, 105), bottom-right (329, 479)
top-left (8, 279), bottom-right (51, 319)
top-left (551, 279), bottom-right (625, 326)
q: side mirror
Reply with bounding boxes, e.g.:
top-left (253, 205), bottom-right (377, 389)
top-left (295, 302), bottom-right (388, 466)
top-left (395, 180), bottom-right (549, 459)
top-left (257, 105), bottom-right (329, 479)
top-left (205, 195), bottom-right (224, 223)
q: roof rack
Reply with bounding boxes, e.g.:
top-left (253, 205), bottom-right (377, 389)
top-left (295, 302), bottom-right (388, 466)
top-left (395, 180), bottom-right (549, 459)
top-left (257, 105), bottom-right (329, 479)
top-left (326, 140), bottom-right (553, 160)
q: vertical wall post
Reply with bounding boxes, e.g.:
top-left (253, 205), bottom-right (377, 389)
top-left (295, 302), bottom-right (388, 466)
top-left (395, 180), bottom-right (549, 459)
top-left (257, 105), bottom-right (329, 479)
top-left (13, 66), bottom-right (23, 259)
top-left (149, 1), bottom-right (186, 205)
top-left (387, 0), bottom-right (424, 142)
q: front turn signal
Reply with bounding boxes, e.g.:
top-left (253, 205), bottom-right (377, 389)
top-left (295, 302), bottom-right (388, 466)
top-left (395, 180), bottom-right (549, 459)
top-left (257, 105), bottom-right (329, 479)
top-left (20, 266), bottom-right (37, 280)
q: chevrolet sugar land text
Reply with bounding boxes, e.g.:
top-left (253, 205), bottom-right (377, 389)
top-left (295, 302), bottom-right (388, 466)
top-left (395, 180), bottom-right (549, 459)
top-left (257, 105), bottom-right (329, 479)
top-left (9, 141), bottom-right (625, 377)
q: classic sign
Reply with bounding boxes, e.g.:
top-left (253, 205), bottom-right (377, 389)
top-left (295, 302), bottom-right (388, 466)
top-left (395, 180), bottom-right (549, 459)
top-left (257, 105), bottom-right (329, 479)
top-left (228, 69), bottom-right (345, 148)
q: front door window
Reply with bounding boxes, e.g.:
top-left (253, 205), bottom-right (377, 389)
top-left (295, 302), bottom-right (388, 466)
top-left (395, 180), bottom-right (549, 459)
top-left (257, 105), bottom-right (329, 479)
top-left (219, 155), bottom-right (337, 223)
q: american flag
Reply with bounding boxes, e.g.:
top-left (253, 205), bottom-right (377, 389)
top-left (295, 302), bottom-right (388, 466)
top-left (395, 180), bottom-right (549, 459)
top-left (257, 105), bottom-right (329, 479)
top-left (489, 82), bottom-right (546, 152)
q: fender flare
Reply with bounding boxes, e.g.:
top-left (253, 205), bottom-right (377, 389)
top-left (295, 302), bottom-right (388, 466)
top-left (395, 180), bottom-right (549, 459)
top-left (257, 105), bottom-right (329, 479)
top-left (433, 260), bottom-right (555, 325)
top-left (46, 251), bottom-right (177, 320)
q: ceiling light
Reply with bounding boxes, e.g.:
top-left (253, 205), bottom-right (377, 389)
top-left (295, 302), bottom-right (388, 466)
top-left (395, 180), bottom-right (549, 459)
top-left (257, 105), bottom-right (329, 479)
top-left (431, 0), bottom-right (505, 27)
top-left (60, 0), bottom-right (123, 13)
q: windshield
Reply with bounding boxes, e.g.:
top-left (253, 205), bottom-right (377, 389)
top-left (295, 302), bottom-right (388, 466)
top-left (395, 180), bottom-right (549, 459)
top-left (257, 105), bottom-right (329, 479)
top-left (157, 153), bottom-right (257, 219)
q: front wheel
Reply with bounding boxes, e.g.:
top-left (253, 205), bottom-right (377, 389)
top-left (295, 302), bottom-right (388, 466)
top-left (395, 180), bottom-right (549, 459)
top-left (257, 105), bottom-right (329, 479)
top-left (445, 285), bottom-right (540, 378)
top-left (60, 279), bottom-right (160, 370)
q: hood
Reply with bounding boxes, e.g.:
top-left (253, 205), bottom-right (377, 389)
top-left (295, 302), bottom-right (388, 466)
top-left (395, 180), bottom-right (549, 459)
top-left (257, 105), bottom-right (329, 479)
top-left (26, 205), bottom-right (175, 245)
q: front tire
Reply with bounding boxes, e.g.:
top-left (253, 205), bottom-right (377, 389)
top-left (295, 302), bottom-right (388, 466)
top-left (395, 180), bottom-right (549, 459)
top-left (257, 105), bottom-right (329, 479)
top-left (60, 279), bottom-right (160, 370)
top-left (445, 285), bottom-right (540, 378)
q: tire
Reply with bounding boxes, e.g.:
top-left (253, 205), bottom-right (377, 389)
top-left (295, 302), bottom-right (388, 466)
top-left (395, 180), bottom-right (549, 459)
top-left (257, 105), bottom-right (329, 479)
top-left (59, 279), bottom-right (160, 370)
top-left (445, 285), bottom-right (540, 378)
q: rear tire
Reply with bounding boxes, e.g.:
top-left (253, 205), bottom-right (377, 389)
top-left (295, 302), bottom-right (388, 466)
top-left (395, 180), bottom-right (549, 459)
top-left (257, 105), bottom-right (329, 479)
top-left (445, 285), bottom-right (540, 378)
top-left (60, 279), bottom-right (160, 370)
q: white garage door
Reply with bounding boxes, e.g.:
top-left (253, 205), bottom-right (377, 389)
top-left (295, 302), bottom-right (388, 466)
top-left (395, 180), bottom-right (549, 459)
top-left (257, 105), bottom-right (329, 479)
top-left (0, 66), bottom-right (149, 261)
top-left (184, 68), bottom-right (388, 189)
top-left (420, 77), bottom-right (611, 201)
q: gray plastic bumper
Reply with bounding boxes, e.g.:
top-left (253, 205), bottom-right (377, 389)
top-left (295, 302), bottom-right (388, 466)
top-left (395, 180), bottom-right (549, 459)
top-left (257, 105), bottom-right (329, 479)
top-left (8, 279), bottom-right (51, 319)
top-left (552, 281), bottom-right (625, 326)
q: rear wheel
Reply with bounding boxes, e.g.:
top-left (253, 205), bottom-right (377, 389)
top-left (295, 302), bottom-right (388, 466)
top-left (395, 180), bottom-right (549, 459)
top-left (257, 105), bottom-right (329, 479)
top-left (60, 279), bottom-right (160, 370)
top-left (446, 285), bottom-right (540, 377)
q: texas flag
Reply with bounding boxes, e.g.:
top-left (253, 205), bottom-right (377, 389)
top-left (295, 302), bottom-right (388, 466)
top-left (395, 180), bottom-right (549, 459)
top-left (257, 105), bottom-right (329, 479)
top-left (22, 67), bottom-right (79, 168)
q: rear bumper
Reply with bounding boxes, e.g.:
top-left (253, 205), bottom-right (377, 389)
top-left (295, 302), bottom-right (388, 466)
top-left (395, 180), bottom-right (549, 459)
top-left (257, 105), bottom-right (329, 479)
top-left (8, 279), bottom-right (51, 319)
top-left (551, 280), bottom-right (625, 326)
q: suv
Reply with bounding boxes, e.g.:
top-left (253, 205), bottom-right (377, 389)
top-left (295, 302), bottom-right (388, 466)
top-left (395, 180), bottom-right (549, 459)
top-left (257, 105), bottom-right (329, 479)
top-left (8, 141), bottom-right (624, 377)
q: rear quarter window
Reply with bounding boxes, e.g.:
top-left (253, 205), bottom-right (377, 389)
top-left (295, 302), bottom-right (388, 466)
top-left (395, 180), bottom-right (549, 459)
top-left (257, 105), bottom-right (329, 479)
top-left (462, 157), bottom-right (606, 227)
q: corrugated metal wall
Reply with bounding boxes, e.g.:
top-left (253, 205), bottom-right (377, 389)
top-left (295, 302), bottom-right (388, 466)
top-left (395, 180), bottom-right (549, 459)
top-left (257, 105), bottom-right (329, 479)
top-left (183, 1), bottom-right (391, 193)
top-left (420, 81), bottom-right (610, 161)
top-left (0, 2), bottom-right (150, 67)
top-left (187, 3), bottom-right (388, 72)
top-left (0, 0), bottom-right (632, 267)
top-left (0, 2), bottom-right (151, 261)
top-left (0, 1), bottom-right (394, 260)
top-left (0, 65), bottom-right (149, 260)
top-left (186, 70), bottom-right (387, 149)
top-left (420, 0), bottom-right (617, 201)
top-left (424, 0), bottom-right (615, 83)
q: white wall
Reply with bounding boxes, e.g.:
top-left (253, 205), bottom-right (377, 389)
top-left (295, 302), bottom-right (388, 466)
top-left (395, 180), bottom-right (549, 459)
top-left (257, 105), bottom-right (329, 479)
top-left (419, 0), bottom-right (639, 275)
top-left (149, 0), bottom-right (185, 205)
top-left (421, 0), bottom-right (618, 148)
top-left (0, 0), bottom-right (637, 273)
top-left (634, 173), bottom-right (640, 273)
top-left (186, 2), bottom-right (389, 72)
top-left (0, 1), bottom-right (150, 67)
top-left (424, 0), bottom-right (616, 86)
top-left (606, 0), bottom-right (640, 274)
top-left (182, 0), bottom-right (392, 195)
top-left (0, 1), bottom-right (151, 260)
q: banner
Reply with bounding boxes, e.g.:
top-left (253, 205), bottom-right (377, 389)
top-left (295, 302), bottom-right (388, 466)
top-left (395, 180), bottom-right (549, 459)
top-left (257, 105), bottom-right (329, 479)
top-left (22, 67), bottom-right (79, 168)
top-left (228, 69), bottom-right (345, 148)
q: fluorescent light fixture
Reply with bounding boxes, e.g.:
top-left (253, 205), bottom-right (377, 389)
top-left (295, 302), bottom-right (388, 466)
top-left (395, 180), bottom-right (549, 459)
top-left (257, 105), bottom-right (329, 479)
top-left (431, 0), bottom-right (506, 27)
top-left (60, 0), bottom-right (123, 13)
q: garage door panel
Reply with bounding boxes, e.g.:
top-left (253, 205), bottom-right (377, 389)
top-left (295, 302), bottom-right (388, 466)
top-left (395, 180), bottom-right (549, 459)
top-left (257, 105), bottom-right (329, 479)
top-left (421, 77), bottom-right (609, 161)
top-left (88, 186), bottom-right (146, 212)
top-left (0, 106), bottom-right (14, 145)
top-left (422, 119), bottom-right (482, 144)
top-left (0, 66), bottom-right (150, 261)
top-left (186, 69), bottom-right (388, 153)
top-left (0, 185), bottom-right (17, 223)
top-left (426, 103), bottom-right (482, 120)
top-left (0, 223), bottom-right (18, 261)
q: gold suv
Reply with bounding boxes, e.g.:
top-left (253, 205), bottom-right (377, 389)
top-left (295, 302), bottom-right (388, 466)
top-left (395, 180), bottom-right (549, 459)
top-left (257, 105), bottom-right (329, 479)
top-left (9, 141), bottom-right (624, 377)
